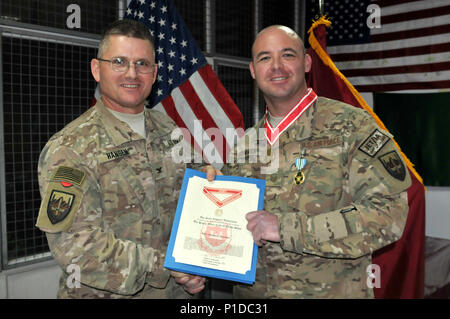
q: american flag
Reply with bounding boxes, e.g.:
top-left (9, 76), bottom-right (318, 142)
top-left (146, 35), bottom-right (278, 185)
top-left (307, 0), bottom-right (450, 92)
top-left (124, 0), bottom-right (244, 165)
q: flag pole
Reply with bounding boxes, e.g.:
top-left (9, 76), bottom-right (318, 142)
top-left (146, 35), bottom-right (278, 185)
top-left (318, 0), bottom-right (324, 16)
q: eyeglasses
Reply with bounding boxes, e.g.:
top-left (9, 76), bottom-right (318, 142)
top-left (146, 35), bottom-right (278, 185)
top-left (97, 57), bottom-right (154, 74)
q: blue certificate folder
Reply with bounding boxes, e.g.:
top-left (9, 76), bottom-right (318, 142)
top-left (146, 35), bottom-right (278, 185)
top-left (164, 168), bottom-right (265, 285)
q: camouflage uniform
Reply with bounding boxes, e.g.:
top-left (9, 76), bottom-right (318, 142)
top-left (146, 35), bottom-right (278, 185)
top-left (36, 100), bottom-right (192, 298)
top-left (225, 97), bottom-right (411, 298)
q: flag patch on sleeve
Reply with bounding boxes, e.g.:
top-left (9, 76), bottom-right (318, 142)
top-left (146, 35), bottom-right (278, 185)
top-left (51, 166), bottom-right (86, 186)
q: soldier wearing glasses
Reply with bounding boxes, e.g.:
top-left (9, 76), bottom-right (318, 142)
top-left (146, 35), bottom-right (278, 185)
top-left (35, 19), bottom-right (207, 298)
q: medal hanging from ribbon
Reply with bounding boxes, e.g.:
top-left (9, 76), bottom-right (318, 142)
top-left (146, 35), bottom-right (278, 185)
top-left (294, 150), bottom-right (307, 185)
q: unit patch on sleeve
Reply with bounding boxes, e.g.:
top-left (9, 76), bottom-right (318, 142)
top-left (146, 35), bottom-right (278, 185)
top-left (358, 129), bottom-right (390, 157)
top-left (47, 190), bottom-right (76, 224)
top-left (378, 151), bottom-right (406, 181)
top-left (36, 179), bottom-right (83, 233)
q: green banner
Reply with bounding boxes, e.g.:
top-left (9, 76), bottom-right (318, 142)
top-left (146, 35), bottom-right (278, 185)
top-left (374, 92), bottom-right (450, 186)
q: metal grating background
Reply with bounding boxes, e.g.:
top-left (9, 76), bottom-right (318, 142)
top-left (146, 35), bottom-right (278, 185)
top-left (217, 64), bottom-right (261, 130)
top-left (0, 0), bottom-right (120, 35)
top-left (173, 0), bottom-right (205, 52)
top-left (215, 1), bottom-right (254, 58)
top-left (2, 35), bottom-right (97, 265)
top-left (261, 0), bottom-right (296, 30)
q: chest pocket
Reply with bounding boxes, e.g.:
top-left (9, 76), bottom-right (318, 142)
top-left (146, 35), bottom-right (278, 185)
top-left (264, 139), bottom-right (346, 216)
top-left (98, 146), bottom-right (146, 206)
top-left (97, 146), bottom-right (151, 238)
top-left (146, 133), bottom-right (186, 243)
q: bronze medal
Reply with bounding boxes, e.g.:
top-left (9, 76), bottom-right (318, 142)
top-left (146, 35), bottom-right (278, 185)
top-left (294, 170), bottom-right (305, 185)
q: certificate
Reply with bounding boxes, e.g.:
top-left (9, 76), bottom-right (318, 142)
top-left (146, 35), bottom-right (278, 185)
top-left (164, 168), bottom-right (265, 284)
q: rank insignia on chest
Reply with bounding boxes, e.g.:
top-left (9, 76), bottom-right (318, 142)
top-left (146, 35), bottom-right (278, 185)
top-left (47, 190), bottom-right (76, 224)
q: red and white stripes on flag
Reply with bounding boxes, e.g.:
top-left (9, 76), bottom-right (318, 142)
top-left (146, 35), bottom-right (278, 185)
top-left (327, 0), bottom-right (450, 92)
top-left (153, 64), bottom-right (244, 166)
top-left (123, 0), bottom-right (244, 166)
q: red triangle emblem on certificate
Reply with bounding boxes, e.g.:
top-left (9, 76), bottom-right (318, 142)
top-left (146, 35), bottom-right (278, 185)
top-left (202, 187), bottom-right (243, 208)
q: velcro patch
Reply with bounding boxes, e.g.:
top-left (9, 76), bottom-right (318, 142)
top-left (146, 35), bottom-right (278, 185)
top-left (51, 166), bottom-right (86, 186)
top-left (98, 146), bottom-right (137, 163)
top-left (36, 182), bottom-right (82, 233)
top-left (153, 161), bottom-right (166, 180)
top-left (162, 135), bottom-right (183, 147)
top-left (358, 129), bottom-right (390, 157)
top-left (378, 151), bottom-right (406, 181)
top-left (313, 210), bottom-right (348, 243)
top-left (47, 190), bottom-right (76, 224)
top-left (301, 137), bottom-right (341, 149)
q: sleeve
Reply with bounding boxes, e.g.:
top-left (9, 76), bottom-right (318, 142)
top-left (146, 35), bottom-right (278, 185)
top-left (276, 114), bottom-right (412, 259)
top-left (36, 144), bottom-right (167, 295)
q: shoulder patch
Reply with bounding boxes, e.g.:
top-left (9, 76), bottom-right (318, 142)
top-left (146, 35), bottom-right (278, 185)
top-left (36, 182), bottom-right (82, 233)
top-left (51, 166), bottom-right (86, 186)
top-left (358, 129), bottom-right (390, 157)
top-left (47, 190), bottom-right (76, 224)
top-left (378, 151), bottom-right (406, 181)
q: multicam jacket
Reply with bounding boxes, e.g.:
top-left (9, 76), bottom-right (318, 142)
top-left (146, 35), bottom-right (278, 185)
top-left (225, 97), bottom-right (411, 298)
top-left (36, 100), bottom-right (190, 298)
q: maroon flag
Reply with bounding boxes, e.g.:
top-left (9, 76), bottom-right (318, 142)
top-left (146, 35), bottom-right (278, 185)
top-left (306, 17), bottom-right (426, 298)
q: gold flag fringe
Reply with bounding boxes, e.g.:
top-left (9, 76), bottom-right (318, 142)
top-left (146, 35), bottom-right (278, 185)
top-left (307, 16), bottom-right (424, 185)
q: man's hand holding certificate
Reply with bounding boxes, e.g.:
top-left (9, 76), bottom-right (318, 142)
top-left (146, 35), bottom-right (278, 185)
top-left (164, 168), bottom-right (265, 284)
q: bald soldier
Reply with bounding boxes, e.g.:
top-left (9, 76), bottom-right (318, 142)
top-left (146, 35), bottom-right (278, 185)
top-left (224, 25), bottom-right (411, 298)
top-left (35, 19), bottom-right (210, 298)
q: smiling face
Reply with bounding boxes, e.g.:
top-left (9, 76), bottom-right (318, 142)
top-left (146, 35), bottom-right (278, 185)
top-left (250, 26), bottom-right (311, 115)
top-left (91, 35), bottom-right (157, 114)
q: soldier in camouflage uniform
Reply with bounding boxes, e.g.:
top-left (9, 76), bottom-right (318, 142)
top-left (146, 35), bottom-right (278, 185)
top-left (35, 19), bottom-right (207, 298)
top-left (224, 25), bottom-right (411, 298)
